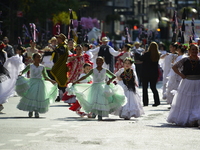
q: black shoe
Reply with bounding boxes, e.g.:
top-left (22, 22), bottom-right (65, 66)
top-left (98, 115), bottom-right (102, 121)
top-left (28, 112), bottom-right (33, 118)
top-left (143, 105), bottom-right (148, 107)
top-left (91, 113), bottom-right (96, 118)
top-left (55, 96), bottom-right (60, 102)
top-left (152, 104), bottom-right (160, 107)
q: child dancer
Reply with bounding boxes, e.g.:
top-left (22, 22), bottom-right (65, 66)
top-left (62, 44), bottom-right (92, 104)
top-left (69, 63), bottom-right (93, 117)
top-left (16, 53), bottom-right (58, 118)
top-left (115, 57), bottom-right (144, 120)
top-left (72, 56), bottom-right (126, 121)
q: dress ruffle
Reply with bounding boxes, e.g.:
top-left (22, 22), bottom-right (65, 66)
top-left (71, 83), bottom-right (126, 117)
top-left (0, 65), bottom-right (10, 83)
top-left (112, 81), bottom-right (144, 119)
top-left (16, 77), bottom-right (58, 113)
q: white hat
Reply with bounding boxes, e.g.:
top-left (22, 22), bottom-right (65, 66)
top-left (102, 37), bottom-right (110, 42)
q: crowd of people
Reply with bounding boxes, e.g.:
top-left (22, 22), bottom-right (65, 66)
top-left (0, 33), bottom-right (200, 128)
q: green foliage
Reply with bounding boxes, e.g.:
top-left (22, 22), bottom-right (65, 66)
top-left (18, 0), bottom-right (87, 23)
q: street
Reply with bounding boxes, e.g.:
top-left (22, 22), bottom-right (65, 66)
top-left (0, 81), bottom-right (200, 150)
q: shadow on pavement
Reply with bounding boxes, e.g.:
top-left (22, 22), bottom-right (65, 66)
top-left (147, 123), bottom-right (200, 130)
top-left (0, 116), bottom-right (46, 119)
top-left (50, 105), bottom-right (71, 107)
top-left (55, 117), bottom-right (97, 122)
top-left (55, 117), bottom-right (138, 122)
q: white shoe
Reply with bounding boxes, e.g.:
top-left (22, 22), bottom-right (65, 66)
top-left (0, 105), bottom-right (4, 112)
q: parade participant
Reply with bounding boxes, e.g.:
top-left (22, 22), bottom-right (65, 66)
top-left (51, 33), bottom-right (69, 102)
top-left (160, 42), bottom-right (178, 99)
top-left (115, 58), bottom-right (144, 120)
top-left (114, 43), bottom-right (131, 73)
top-left (47, 36), bottom-right (57, 50)
top-left (131, 41), bottom-right (145, 86)
top-left (41, 47), bottom-right (54, 79)
top-left (15, 45), bottom-right (26, 63)
top-left (139, 42), bottom-right (160, 107)
top-left (90, 37), bottom-right (120, 72)
top-left (68, 38), bottom-right (75, 54)
top-left (62, 44), bottom-right (92, 104)
top-left (24, 41), bottom-right (38, 66)
top-left (3, 37), bottom-right (15, 58)
top-left (0, 45), bottom-right (26, 112)
top-left (68, 63), bottom-right (93, 117)
top-left (167, 44), bottom-right (200, 127)
top-left (71, 57), bottom-right (126, 121)
top-left (16, 53), bottom-right (57, 118)
top-left (0, 41), bottom-right (10, 111)
top-left (166, 44), bottom-right (187, 106)
top-left (83, 43), bottom-right (93, 61)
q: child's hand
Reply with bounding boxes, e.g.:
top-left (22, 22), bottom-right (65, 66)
top-left (51, 80), bottom-right (57, 84)
top-left (117, 76), bottom-right (122, 81)
top-left (107, 80), bottom-right (111, 85)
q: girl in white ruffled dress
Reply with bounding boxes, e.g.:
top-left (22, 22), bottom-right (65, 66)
top-left (115, 58), bottom-right (144, 120)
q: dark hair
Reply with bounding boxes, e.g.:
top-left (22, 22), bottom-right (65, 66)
top-left (76, 44), bottom-right (82, 49)
top-left (68, 38), bottom-right (74, 42)
top-left (83, 63), bottom-right (91, 68)
top-left (17, 45), bottom-right (25, 53)
top-left (124, 44), bottom-right (132, 51)
top-left (171, 42), bottom-right (178, 49)
top-left (178, 44), bottom-right (187, 54)
top-left (32, 53), bottom-right (41, 59)
top-left (83, 43), bottom-right (90, 50)
top-left (123, 57), bottom-right (134, 64)
top-left (189, 44), bottom-right (199, 51)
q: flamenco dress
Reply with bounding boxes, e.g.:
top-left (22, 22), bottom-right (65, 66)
top-left (16, 64), bottom-right (58, 113)
top-left (115, 68), bottom-right (144, 119)
top-left (167, 57), bottom-right (200, 126)
top-left (68, 68), bottom-right (126, 117)
top-left (68, 73), bottom-right (93, 116)
top-left (0, 55), bottom-right (25, 104)
top-left (62, 54), bottom-right (92, 104)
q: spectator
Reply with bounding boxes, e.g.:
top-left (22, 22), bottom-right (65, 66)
top-left (3, 37), bottom-right (15, 58)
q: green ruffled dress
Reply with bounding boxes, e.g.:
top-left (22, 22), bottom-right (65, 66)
top-left (16, 64), bottom-right (58, 113)
top-left (69, 68), bottom-right (126, 117)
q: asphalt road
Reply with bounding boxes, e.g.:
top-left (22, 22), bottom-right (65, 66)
top-left (0, 81), bottom-right (200, 150)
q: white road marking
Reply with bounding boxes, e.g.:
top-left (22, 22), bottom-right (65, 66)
top-left (9, 139), bottom-right (23, 142)
top-left (0, 143), bottom-right (6, 146)
top-left (26, 130), bottom-right (45, 136)
top-left (44, 133), bottom-right (56, 137)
